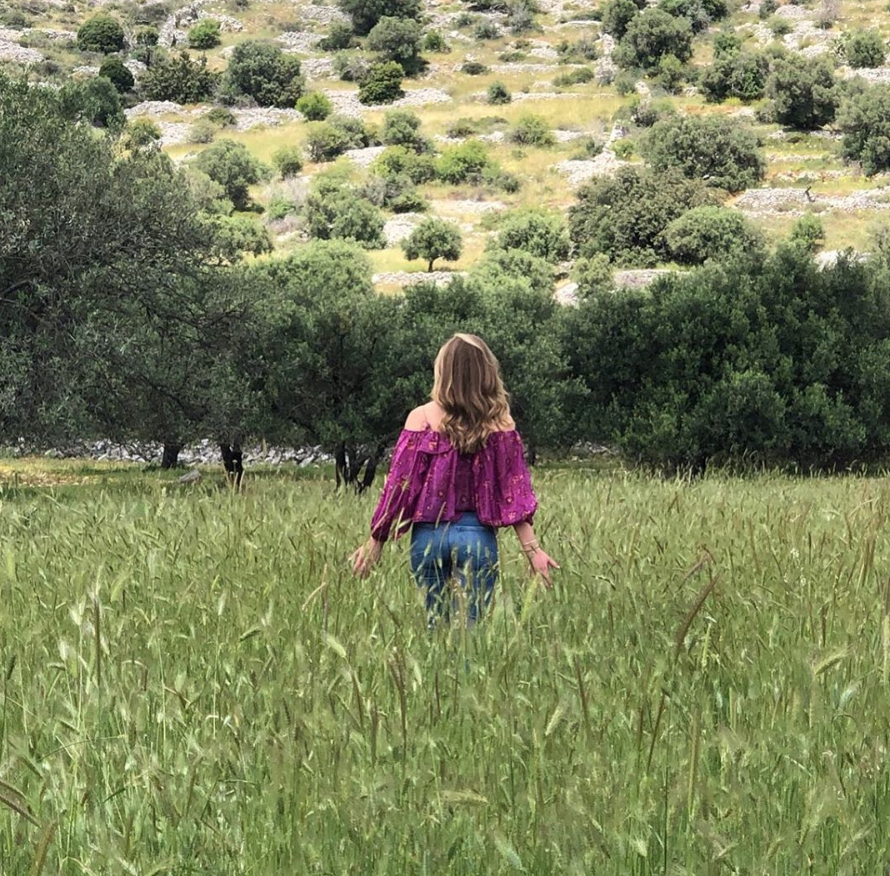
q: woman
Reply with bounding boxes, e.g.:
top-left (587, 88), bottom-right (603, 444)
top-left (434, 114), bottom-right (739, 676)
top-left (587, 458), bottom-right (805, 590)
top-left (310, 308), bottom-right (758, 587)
top-left (351, 333), bottom-right (558, 623)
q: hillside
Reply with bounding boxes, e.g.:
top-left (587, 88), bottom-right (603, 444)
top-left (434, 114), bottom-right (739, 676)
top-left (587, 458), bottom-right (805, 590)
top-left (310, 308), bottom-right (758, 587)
top-left (3, 0), bottom-right (890, 290)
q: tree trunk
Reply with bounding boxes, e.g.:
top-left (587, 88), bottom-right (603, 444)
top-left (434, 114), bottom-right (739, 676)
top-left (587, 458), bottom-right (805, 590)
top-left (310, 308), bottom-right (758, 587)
top-left (428, 259), bottom-right (435, 272)
top-left (161, 443), bottom-right (182, 469)
top-left (335, 442), bottom-right (383, 493)
top-left (220, 442), bottom-right (244, 487)
top-left (357, 443), bottom-right (385, 494)
top-left (526, 444), bottom-right (538, 467)
top-left (335, 442), bottom-right (347, 489)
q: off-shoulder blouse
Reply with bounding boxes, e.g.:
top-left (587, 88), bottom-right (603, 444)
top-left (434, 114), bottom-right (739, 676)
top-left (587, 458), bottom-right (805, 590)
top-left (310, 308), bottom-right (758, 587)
top-left (370, 427), bottom-right (538, 542)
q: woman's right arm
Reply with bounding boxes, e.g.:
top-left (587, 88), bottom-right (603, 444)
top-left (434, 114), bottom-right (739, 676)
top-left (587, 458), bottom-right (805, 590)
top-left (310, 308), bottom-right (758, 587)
top-left (352, 406), bottom-right (428, 578)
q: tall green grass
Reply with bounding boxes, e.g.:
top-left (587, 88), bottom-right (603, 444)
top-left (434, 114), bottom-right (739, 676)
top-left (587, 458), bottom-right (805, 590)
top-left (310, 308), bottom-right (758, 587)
top-left (2, 463), bottom-right (890, 874)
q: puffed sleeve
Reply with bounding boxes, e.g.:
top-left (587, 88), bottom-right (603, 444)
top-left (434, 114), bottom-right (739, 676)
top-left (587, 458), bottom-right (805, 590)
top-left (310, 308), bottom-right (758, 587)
top-left (370, 430), bottom-right (430, 542)
top-left (474, 431), bottom-right (538, 528)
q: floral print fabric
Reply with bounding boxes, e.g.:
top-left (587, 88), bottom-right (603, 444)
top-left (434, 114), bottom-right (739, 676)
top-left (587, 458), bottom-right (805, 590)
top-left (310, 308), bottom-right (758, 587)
top-left (370, 427), bottom-right (538, 541)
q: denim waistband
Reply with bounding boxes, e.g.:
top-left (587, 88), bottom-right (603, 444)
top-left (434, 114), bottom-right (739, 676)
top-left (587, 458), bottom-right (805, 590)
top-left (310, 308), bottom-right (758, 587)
top-left (415, 511), bottom-right (492, 530)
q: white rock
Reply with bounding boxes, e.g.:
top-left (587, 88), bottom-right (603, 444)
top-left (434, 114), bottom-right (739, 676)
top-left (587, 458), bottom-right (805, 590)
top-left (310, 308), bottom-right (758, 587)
top-left (126, 100), bottom-right (186, 117)
top-left (343, 145), bottom-right (388, 168)
top-left (322, 88), bottom-right (451, 117)
top-left (383, 213), bottom-right (426, 245)
top-left (372, 270), bottom-right (466, 287)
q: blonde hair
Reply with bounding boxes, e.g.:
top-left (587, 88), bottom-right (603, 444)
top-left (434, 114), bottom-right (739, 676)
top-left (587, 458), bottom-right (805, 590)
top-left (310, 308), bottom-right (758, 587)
top-left (432, 334), bottom-right (512, 455)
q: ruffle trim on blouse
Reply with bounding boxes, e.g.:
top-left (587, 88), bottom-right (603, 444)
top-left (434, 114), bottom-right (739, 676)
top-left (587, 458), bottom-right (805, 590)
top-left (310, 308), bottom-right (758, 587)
top-left (402, 427), bottom-right (520, 455)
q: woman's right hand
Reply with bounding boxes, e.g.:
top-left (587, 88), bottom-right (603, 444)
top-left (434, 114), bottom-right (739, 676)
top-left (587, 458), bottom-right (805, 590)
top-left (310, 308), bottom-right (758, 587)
top-left (528, 549), bottom-right (559, 589)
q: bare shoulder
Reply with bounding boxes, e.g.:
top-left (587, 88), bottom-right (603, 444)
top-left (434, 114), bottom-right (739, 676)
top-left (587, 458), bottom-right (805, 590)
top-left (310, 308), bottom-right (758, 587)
top-left (404, 404), bottom-right (431, 430)
top-left (499, 413), bottom-right (517, 432)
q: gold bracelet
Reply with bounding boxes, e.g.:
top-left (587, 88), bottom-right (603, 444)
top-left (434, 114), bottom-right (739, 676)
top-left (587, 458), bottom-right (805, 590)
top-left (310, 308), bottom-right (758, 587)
top-left (521, 540), bottom-right (540, 555)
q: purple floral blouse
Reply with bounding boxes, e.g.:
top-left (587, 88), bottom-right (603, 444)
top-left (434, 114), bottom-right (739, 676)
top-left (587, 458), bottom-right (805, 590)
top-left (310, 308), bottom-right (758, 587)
top-left (370, 427), bottom-right (538, 541)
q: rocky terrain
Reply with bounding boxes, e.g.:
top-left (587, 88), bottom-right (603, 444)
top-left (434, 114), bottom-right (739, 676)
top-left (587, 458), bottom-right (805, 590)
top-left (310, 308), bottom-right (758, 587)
top-left (4, 0), bottom-right (890, 286)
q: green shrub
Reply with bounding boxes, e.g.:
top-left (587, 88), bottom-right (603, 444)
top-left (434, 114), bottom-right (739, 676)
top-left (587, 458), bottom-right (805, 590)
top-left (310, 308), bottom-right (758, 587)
top-left (573, 253), bottom-right (614, 297)
top-left (266, 195), bottom-right (299, 220)
top-left (601, 0), bottom-right (639, 38)
top-left (494, 208), bottom-right (571, 262)
top-left (381, 109), bottom-right (424, 148)
top-left (98, 57), bottom-right (134, 93)
top-left (58, 77), bottom-right (125, 130)
top-left (838, 84), bottom-right (890, 176)
top-left (205, 106), bottom-right (237, 127)
top-left (507, 0), bottom-right (538, 33)
top-left (272, 145), bottom-right (304, 177)
top-left (766, 55), bottom-right (838, 129)
top-left (712, 30), bottom-right (742, 60)
top-left (568, 165), bottom-right (715, 265)
top-left (141, 53), bottom-right (219, 103)
top-left (135, 26), bottom-right (160, 46)
top-left (188, 118), bottom-right (217, 144)
top-left (475, 20), bottom-right (501, 40)
top-left (507, 114), bottom-right (555, 146)
top-left (460, 61), bottom-right (489, 75)
top-left (553, 66), bottom-right (596, 86)
top-left (366, 16), bottom-right (425, 75)
top-left (221, 40), bottom-right (304, 108)
top-left (304, 182), bottom-right (386, 248)
top-left (483, 165), bottom-right (521, 192)
top-left (844, 29), bottom-right (886, 68)
top-left (615, 71), bottom-right (639, 94)
top-left (564, 245), bottom-right (890, 468)
top-left (768, 16), bottom-right (792, 37)
top-left (372, 145), bottom-right (436, 182)
top-left (570, 136), bottom-right (604, 159)
top-left (758, 0), bottom-right (777, 18)
top-left (358, 61), bottom-right (404, 104)
top-left (658, 0), bottom-right (727, 33)
top-left (657, 53), bottom-right (685, 92)
top-left (305, 115), bottom-right (374, 161)
top-left (701, 51), bottom-right (769, 102)
top-left (192, 139), bottom-right (271, 210)
top-left (403, 218), bottom-right (463, 270)
top-left (319, 22), bottom-right (358, 51)
top-left (297, 92), bottom-right (333, 120)
top-left (207, 214), bottom-right (273, 256)
top-left (337, 0), bottom-right (421, 36)
top-left (630, 98), bottom-right (676, 126)
top-left (422, 30), bottom-right (449, 52)
top-left (0, 9), bottom-right (30, 28)
top-left (556, 36), bottom-right (598, 61)
top-left (487, 81), bottom-right (512, 104)
top-left (124, 117), bottom-right (162, 149)
top-left (641, 114), bottom-right (765, 192)
top-left (614, 8), bottom-right (693, 70)
top-left (333, 51), bottom-right (371, 82)
top-left (789, 212), bottom-right (825, 252)
top-left (446, 118), bottom-right (481, 137)
top-left (664, 205), bottom-right (765, 264)
top-left (360, 173), bottom-right (428, 211)
top-left (189, 19), bottom-right (222, 50)
top-left (77, 14), bottom-right (125, 53)
top-left (436, 140), bottom-right (491, 183)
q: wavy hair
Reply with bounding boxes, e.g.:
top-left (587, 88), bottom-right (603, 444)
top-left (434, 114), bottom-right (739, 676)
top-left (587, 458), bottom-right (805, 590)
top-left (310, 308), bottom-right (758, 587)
top-left (431, 334), bottom-right (512, 454)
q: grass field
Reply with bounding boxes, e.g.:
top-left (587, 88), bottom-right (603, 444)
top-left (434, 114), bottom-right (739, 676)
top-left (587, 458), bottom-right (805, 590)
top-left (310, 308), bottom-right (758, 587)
top-left (2, 459), bottom-right (890, 874)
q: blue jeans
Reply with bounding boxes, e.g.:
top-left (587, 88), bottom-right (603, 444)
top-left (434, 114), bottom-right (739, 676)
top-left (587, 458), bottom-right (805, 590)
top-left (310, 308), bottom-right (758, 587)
top-left (410, 512), bottom-right (499, 625)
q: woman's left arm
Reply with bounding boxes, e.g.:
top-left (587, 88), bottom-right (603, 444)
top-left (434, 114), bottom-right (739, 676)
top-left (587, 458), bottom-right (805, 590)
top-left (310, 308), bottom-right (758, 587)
top-left (512, 520), bottom-right (559, 589)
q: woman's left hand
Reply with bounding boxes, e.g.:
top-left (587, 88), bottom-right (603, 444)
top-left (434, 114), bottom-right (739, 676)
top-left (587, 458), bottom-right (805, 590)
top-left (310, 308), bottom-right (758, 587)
top-left (351, 539), bottom-right (383, 578)
top-left (528, 550), bottom-right (560, 589)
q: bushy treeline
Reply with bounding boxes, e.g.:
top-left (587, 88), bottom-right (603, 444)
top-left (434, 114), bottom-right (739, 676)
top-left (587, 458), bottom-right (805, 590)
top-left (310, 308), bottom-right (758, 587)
top-left (6, 73), bottom-right (890, 479)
